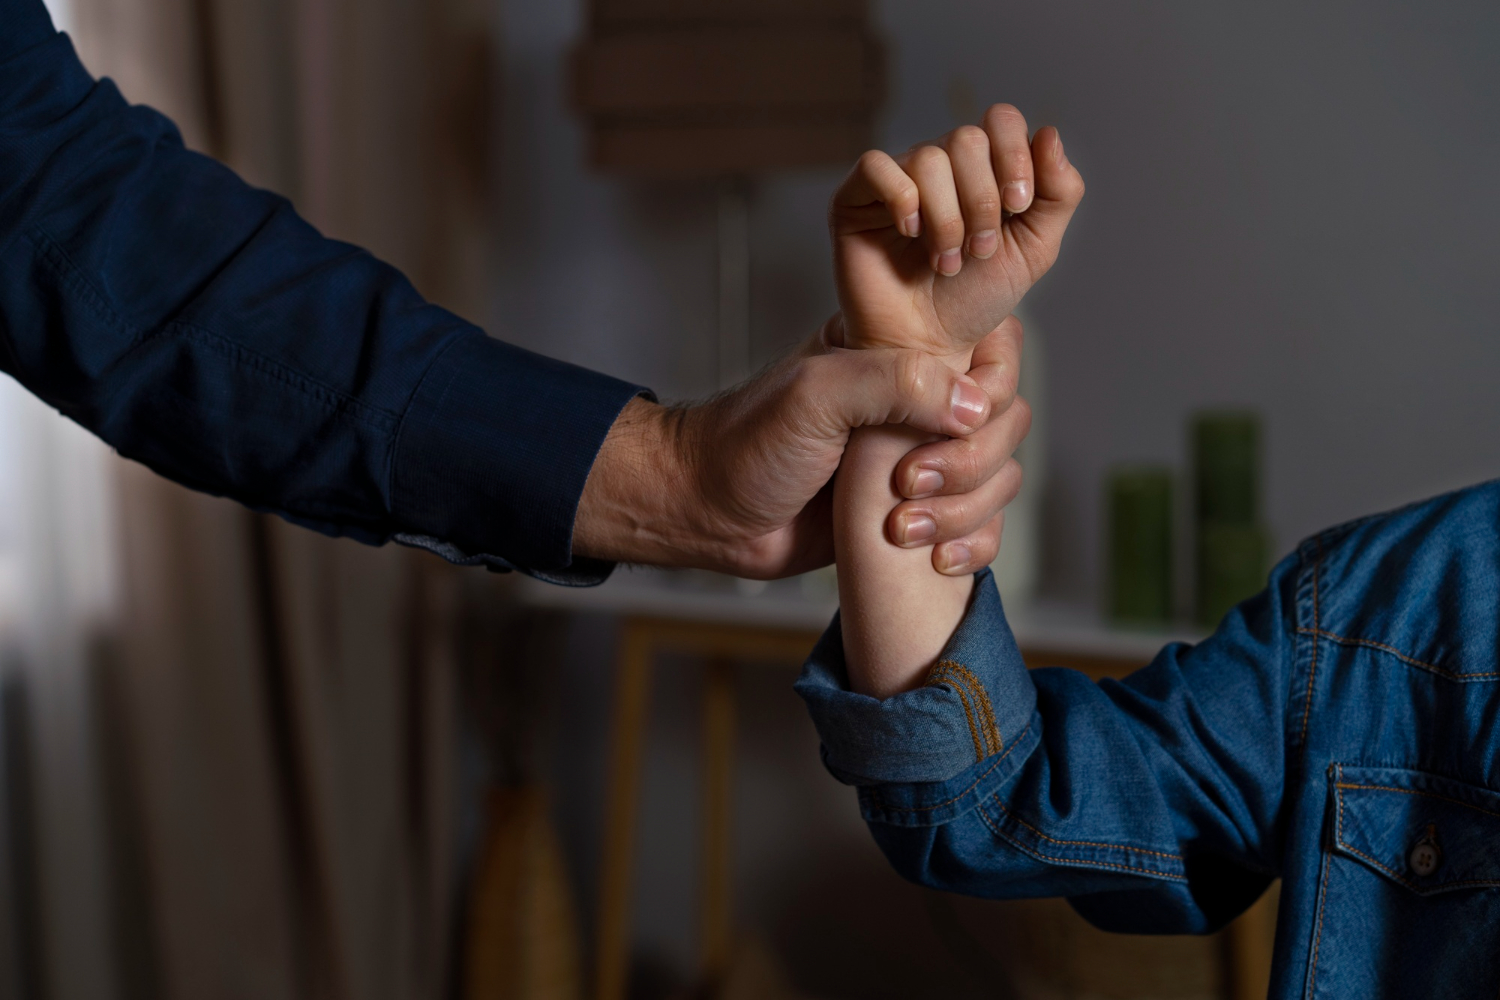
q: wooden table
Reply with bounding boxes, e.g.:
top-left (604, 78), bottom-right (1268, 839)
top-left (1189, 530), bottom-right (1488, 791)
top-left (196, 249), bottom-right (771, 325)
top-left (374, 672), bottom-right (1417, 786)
top-left (518, 569), bottom-right (1274, 1000)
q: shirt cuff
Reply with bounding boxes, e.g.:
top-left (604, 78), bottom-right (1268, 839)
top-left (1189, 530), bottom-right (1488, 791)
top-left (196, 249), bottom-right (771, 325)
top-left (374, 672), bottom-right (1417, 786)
top-left (793, 568), bottom-right (1038, 786)
top-left (391, 331), bottom-right (650, 584)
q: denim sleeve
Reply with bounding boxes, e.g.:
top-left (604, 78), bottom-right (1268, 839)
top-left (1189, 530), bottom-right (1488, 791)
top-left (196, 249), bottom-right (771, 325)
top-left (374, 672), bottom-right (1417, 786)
top-left (0, 2), bottom-right (645, 585)
top-left (795, 559), bottom-right (1299, 935)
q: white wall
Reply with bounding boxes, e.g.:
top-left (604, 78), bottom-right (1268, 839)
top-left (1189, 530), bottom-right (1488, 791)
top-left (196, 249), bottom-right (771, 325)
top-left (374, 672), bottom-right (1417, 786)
top-left (493, 0), bottom-right (1500, 608)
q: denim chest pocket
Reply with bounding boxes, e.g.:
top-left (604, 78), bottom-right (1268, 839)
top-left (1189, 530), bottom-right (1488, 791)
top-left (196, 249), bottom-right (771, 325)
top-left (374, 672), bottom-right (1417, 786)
top-left (1307, 765), bottom-right (1500, 999)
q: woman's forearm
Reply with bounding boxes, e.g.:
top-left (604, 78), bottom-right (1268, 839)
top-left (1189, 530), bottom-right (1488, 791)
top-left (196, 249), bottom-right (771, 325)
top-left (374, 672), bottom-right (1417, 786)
top-left (834, 424), bottom-right (975, 699)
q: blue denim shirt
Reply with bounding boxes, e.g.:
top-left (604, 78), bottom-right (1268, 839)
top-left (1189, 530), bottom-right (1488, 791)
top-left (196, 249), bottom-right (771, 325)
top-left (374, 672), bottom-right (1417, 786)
top-left (797, 481), bottom-right (1500, 999)
top-left (0, 0), bottom-right (645, 584)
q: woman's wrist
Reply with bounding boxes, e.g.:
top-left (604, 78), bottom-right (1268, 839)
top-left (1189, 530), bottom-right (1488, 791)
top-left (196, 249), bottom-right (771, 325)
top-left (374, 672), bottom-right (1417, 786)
top-left (835, 424), bottom-right (976, 699)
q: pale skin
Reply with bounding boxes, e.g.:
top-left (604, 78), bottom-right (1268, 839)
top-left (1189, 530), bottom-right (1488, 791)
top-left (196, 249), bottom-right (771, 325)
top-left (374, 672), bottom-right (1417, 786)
top-left (570, 307), bottom-right (1040, 581)
top-left (831, 106), bottom-right (1086, 699)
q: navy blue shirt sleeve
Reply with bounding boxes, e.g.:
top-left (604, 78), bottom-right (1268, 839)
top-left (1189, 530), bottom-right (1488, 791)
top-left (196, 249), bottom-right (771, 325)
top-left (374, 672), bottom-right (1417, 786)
top-left (0, 0), bottom-right (647, 584)
top-left (795, 563), bottom-right (1300, 936)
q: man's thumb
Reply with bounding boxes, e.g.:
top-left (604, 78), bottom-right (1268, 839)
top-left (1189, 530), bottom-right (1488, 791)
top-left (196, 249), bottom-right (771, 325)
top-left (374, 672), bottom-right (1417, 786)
top-left (806, 347), bottom-right (991, 439)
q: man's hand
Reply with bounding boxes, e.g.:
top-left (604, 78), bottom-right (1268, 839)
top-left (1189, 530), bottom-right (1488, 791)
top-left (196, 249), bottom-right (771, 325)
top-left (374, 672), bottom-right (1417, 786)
top-left (832, 105), bottom-right (1084, 359)
top-left (572, 315), bottom-right (1030, 579)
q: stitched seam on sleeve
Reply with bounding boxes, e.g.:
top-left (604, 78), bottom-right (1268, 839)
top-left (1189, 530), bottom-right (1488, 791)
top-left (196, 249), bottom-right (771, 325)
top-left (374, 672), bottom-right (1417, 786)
top-left (937, 661), bottom-right (1002, 753)
top-left (386, 331), bottom-right (468, 510)
top-left (168, 322), bottom-right (398, 430)
top-left (987, 798), bottom-right (1184, 861)
top-left (977, 799), bottom-right (1188, 881)
top-left (27, 227), bottom-right (402, 433)
top-left (926, 662), bottom-right (986, 762)
top-left (926, 661), bottom-right (997, 759)
top-left (1294, 629), bottom-right (1497, 681)
top-left (936, 663), bottom-right (992, 755)
top-left (867, 717), bottom-right (1034, 816)
top-left (29, 231), bottom-right (132, 336)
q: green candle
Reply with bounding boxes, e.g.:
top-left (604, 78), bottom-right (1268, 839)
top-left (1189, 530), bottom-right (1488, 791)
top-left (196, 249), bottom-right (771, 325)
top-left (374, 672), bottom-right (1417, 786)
top-left (1193, 411), bottom-right (1259, 525)
top-left (1192, 411), bottom-right (1268, 626)
top-left (1107, 465), bottom-right (1174, 625)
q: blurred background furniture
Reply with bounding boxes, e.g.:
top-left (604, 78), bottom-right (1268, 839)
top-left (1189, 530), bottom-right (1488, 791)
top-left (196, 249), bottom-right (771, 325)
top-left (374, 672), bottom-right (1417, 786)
top-left (6, 1), bottom-right (1500, 999)
top-left (518, 571), bottom-right (1277, 1000)
top-left (571, 0), bottom-right (881, 387)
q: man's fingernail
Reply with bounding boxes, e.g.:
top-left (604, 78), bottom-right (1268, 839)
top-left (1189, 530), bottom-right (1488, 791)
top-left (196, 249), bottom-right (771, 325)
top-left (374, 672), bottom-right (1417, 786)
top-left (898, 514), bottom-right (937, 546)
top-left (1004, 180), bottom-right (1032, 213)
top-left (937, 543), bottom-right (973, 574)
top-left (937, 248), bottom-right (962, 276)
top-left (903, 212), bottom-right (921, 237)
top-left (951, 381), bottom-right (987, 428)
top-left (969, 229), bottom-right (998, 259)
top-left (909, 468), bottom-right (944, 496)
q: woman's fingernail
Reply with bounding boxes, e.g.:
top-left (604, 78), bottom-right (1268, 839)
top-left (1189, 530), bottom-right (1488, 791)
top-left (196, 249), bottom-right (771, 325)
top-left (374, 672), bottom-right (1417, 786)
top-left (951, 381), bottom-right (987, 428)
top-left (1003, 180), bottom-right (1032, 213)
top-left (909, 468), bottom-right (944, 496)
top-left (969, 229), bottom-right (998, 259)
top-left (937, 543), bottom-right (973, 574)
top-left (898, 514), bottom-right (937, 546)
top-left (903, 212), bottom-right (921, 237)
top-left (937, 248), bottom-right (962, 275)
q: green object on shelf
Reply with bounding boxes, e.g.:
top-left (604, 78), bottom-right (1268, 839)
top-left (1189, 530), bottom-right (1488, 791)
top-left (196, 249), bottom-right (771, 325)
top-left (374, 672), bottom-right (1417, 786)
top-left (1193, 411), bottom-right (1259, 524)
top-left (1197, 522), bottom-right (1268, 627)
top-left (1107, 465), bottom-right (1174, 625)
top-left (1192, 410), bottom-right (1268, 626)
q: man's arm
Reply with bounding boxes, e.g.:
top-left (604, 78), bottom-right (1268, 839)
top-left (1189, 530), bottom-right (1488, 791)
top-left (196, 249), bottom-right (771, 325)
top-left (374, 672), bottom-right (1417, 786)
top-left (1, 0), bottom-right (1032, 582)
top-left (572, 318), bottom-right (1013, 578)
top-left (1, 13), bottom-right (644, 582)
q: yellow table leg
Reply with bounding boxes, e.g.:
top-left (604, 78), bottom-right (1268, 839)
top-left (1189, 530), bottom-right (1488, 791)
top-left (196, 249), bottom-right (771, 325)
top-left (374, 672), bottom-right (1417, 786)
top-left (698, 656), bottom-right (736, 983)
top-left (594, 619), bottom-right (655, 1000)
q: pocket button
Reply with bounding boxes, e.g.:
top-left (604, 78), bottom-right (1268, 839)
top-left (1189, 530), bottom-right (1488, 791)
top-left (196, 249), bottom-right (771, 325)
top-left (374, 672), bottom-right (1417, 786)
top-left (1409, 831), bottom-right (1441, 878)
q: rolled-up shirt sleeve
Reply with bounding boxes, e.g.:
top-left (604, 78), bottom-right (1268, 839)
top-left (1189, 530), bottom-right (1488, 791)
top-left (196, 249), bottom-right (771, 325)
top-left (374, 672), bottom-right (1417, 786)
top-left (0, 0), bottom-right (644, 584)
top-left (795, 561), bottom-right (1298, 935)
top-left (794, 569), bottom-right (1039, 786)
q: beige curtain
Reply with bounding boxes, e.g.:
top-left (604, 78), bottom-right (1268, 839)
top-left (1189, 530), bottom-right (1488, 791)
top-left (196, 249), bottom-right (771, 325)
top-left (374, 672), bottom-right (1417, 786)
top-left (64, 0), bottom-right (494, 996)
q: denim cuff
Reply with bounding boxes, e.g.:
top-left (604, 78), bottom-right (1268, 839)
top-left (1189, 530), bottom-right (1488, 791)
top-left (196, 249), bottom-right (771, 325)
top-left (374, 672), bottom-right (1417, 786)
top-left (794, 568), bottom-right (1038, 786)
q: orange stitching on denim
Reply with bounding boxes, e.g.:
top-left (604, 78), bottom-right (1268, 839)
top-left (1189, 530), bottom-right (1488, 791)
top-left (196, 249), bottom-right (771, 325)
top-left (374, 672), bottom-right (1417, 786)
top-left (927, 661), bottom-right (1000, 758)
top-left (977, 800), bottom-right (1188, 881)
top-left (940, 661), bottom-right (1002, 753)
top-left (868, 718), bottom-right (1035, 816)
top-left (1334, 837), bottom-right (1500, 893)
top-left (1334, 782), bottom-right (1500, 821)
top-left (1306, 846), bottom-right (1332, 998)
top-left (1299, 537), bottom-right (1323, 757)
top-left (929, 663), bottom-right (987, 762)
top-left (926, 663), bottom-right (987, 759)
top-left (1293, 628), bottom-right (1500, 681)
top-left (988, 798), bottom-right (1183, 861)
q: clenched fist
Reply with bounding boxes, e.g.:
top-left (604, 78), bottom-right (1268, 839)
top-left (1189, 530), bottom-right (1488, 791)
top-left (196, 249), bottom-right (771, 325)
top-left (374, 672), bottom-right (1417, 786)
top-left (831, 104), bottom-right (1085, 361)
